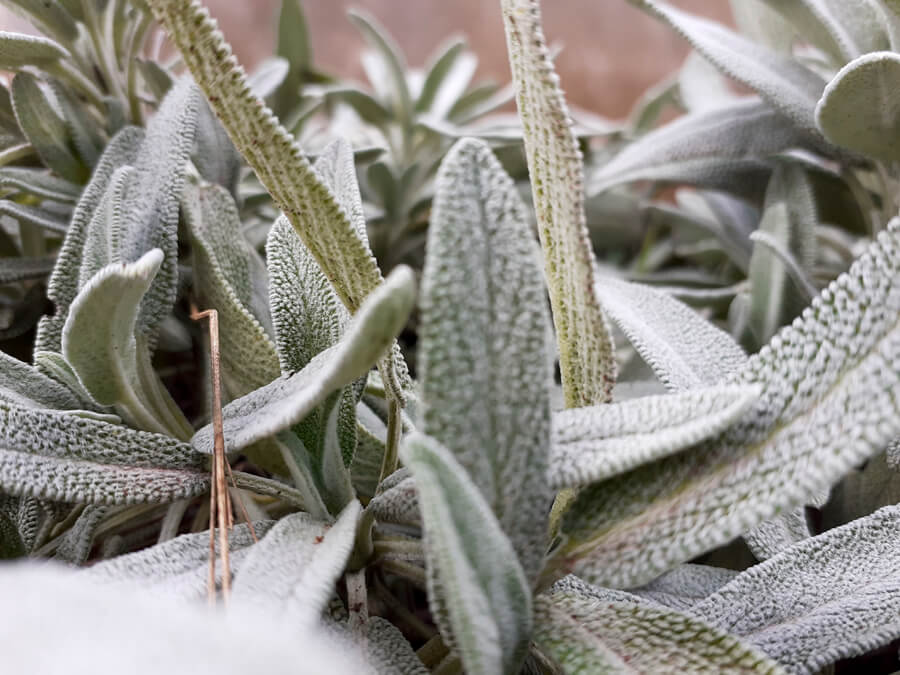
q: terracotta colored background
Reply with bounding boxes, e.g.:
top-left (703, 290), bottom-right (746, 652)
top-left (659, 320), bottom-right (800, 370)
top-left (1, 1), bottom-right (732, 118)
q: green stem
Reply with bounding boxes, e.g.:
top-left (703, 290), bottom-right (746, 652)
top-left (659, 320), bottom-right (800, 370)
top-left (0, 143), bottom-right (33, 167)
top-left (380, 558), bottom-right (426, 588)
top-left (378, 397), bottom-right (402, 484)
top-left (48, 60), bottom-right (106, 109)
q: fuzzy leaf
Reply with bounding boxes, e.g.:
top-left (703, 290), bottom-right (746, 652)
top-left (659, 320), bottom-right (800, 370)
top-left (367, 472), bottom-right (420, 526)
top-left (549, 385), bottom-right (760, 488)
top-left (558, 223), bottom-right (900, 588)
top-left (0, 31), bottom-right (67, 70)
top-left (232, 502), bottom-right (360, 626)
top-left (0, 564), bottom-right (365, 675)
top-left (55, 505), bottom-right (109, 564)
top-left (816, 51), bottom-right (900, 161)
top-left (420, 137), bottom-right (552, 584)
top-left (0, 2), bottom-right (78, 43)
top-left (631, 563), bottom-right (739, 612)
top-left (0, 255), bottom-right (55, 285)
top-left (0, 166), bottom-right (79, 202)
top-left (694, 505), bottom-right (900, 673)
top-left (37, 127), bottom-right (144, 353)
top-left (591, 99), bottom-right (814, 200)
top-left (145, 0), bottom-right (409, 403)
top-left (500, 0), bottom-right (616, 407)
top-left (347, 9), bottom-right (413, 121)
top-left (192, 266), bottom-right (415, 455)
top-left (0, 201), bottom-right (68, 234)
top-left (534, 579), bottom-right (783, 674)
top-left (595, 275), bottom-right (748, 391)
top-left (630, 0), bottom-right (826, 135)
top-left (11, 72), bottom-right (87, 183)
top-left (0, 350), bottom-right (82, 409)
top-left (400, 433), bottom-right (532, 675)
top-left (365, 617), bottom-right (429, 675)
top-left (185, 182), bottom-right (280, 397)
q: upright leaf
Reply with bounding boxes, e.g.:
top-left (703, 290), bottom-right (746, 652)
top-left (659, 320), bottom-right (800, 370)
top-left (557, 223), bottom-right (900, 588)
top-left (694, 505), bottom-right (900, 674)
top-left (500, 0), bottom-right (616, 407)
top-left (400, 433), bottom-right (532, 675)
top-left (145, 0), bottom-right (409, 403)
top-left (420, 137), bottom-right (552, 583)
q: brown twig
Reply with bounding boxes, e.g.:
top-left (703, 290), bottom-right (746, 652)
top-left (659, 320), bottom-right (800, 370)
top-left (191, 304), bottom-right (232, 605)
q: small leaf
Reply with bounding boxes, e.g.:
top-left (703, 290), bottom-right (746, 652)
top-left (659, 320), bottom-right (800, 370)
top-left (0, 349), bottom-right (82, 409)
top-left (595, 275), bottom-right (748, 391)
top-left (11, 72), bottom-right (87, 183)
top-left (55, 505), bottom-right (109, 564)
top-left (192, 266), bottom-right (415, 455)
top-left (232, 501), bottom-right (360, 627)
top-left (400, 433), bottom-right (532, 675)
top-left (694, 505), bottom-right (900, 674)
top-left (815, 51), bottom-right (900, 161)
top-left (417, 38), bottom-right (476, 118)
top-left (347, 9), bottom-right (413, 122)
top-left (272, 0), bottom-right (313, 117)
top-left (0, 2), bottom-right (78, 43)
top-left (420, 137), bottom-right (552, 584)
top-left (500, 0), bottom-right (616, 407)
top-left (0, 31), bottom-right (67, 70)
top-left (367, 472), bottom-right (420, 526)
top-left (534, 578), bottom-right (783, 674)
top-left (549, 385), bottom-right (760, 488)
top-left (248, 57), bottom-right (290, 100)
top-left (365, 617), bottom-right (429, 675)
top-left (630, 0), bottom-right (826, 135)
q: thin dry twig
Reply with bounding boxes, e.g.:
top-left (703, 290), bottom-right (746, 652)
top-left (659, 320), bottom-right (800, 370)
top-left (191, 304), bottom-right (232, 605)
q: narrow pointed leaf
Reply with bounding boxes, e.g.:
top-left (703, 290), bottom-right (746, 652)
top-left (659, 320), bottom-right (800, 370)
top-left (534, 580), bottom-right (784, 674)
top-left (420, 137), bottom-right (552, 583)
top-left (815, 52), bottom-right (900, 161)
top-left (400, 433), bottom-right (532, 675)
top-left (232, 502), bottom-right (360, 627)
top-left (694, 505), bottom-right (900, 674)
top-left (192, 266), bottom-right (415, 455)
top-left (145, 0), bottom-right (409, 402)
top-left (500, 0), bottom-right (616, 407)
top-left (0, 350), bottom-right (82, 409)
top-left (0, 31), bottom-right (67, 70)
top-left (0, 201), bottom-right (69, 234)
top-left (347, 9), bottom-right (412, 121)
top-left (558, 223), bottom-right (900, 588)
top-left (0, 2), bottom-right (78, 43)
top-left (595, 275), bottom-right (747, 390)
top-left (630, 0), bottom-right (826, 135)
top-left (549, 385), bottom-right (760, 488)
top-left (0, 166), bottom-right (79, 202)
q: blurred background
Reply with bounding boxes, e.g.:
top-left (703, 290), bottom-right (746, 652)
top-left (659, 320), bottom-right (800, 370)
top-left (0, 0), bottom-right (732, 118)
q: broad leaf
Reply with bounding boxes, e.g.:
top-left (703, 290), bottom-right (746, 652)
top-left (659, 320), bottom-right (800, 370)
top-left (192, 266), bottom-right (415, 455)
top-left (557, 222), bottom-right (900, 588)
top-left (594, 275), bottom-right (748, 391)
top-left (145, 0), bottom-right (409, 403)
top-left (694, 505), bottom-right (900, 674)
top-left (549, 385), bottom-right (760, 488)
top-left (400, 433), bottom-right (532, 675)
top-left (500, 0), bottom-right (616, 407)
top-left (631, 563), bottom-right (739, 612)
top-left (0, 350), bottom-right (82, 410)
top-left (365, 617), bottom-right (429, 675)
top-left (534, 577), bottom-right (783, 674)
top-left (0, 31), bottom-right (67, 70)
top-left (0, 2), bottom-right (78, 43)
top-left (815, 51), bottom-right (900, 161)
top-left (232, 502), bottom-right (360, 627)
top-left (630, 0), bottom-right (826, 135)
top-left (420, 137), bottom-right (552, 584)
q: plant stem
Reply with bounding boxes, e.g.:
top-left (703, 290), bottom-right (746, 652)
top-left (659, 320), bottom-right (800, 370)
top-left (378, 397), bottom-right (402, 484)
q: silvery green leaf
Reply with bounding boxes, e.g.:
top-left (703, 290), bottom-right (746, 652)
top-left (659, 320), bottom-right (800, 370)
top-left (0, 448), bottom-right (207, 505)
top-left (591, 99), bottom-right (810, 200)
top-left (0, 201), bottom-right (68, 234)
top-left (0, 30), bottom-right (67, 70)
top-left (248, 57), bottom-right (290, 100)
top-left (0, 166), bottom-right (79, 202)
top-left (420, 137), bottom-right (551, 584)
top-left (631, 563), bottom-right (739, 612)
top-left (84, 521), bottom-right (271, 599)
top-left (367, 474), bottom-right (419, 526)
top-left (501, 0), bottom-right (616, 406)
top-left (630, 0), bottom-right (826, 135)
top-left (743, 508), bottom-right (812, 561)
top-left (0, 254), bottom-right (55, 284)
top-left (815, 51), bottom-right (900, 161)
top-left (318, 85), bottom-right (392, 128)
top-left (31, 350), bottom-right (103, 411)
top-left (347, 9), bottom-right (413, 122)
top-left (548, 385), bottom-right (760, 489)
top-left (822, 451), bottom-right (900, 529)
top-left (416, 38), bottom-right (469, 114)
top-left (0, 563), bottom-right (366, 675)
top-left (232, 501), bottom-right (361, 627)
top-left (533, 580), bottom-right (783, 674)
top-left (185, 182), bottom-right (280, 397)
top-left (55, 505), bottom-right (109, 564)
top-left (192, 266), bottom-right (415, 455)
top-left (350, 403), bottom-right (387, 500)
top-left (136, 59), bottom-right (174, 102)
top-left (49, 80), bottom-right (101, 168)
top-left (77, 166), bottom-right (132, 288)
top-left (0, 349), bottom-right (82, 409)
top-left (271, 0), bottom-right (313, 117)
top-left (120, 77), bottom-right (201, 345)
top-left (594, 275), bottom-right (748, 391)
top-left (11, 72), bottom-right (87, 183)
top-left (365, 616), bottom-right (429, 675)
top-left (729, 0), bottom-right (794, 53)
top-left (678, 51), bottom-right (738, 113)
top-left (748, 163), bottom-right (818, 346)
top-left (37, 126), bottom-right (144, 354)
top-left (400, 433), bottom-right (532, 675)
top-left (694, 505), bottom-right (900, 674)
top-left (0, 506), bottom-right (24, 558)
top-left (192, 99), bottom-right (241, 197)
top-left (145, 0), bottom-right (408, 403)
top-left (0, 1), bottom-right (78, 43)
top-left (62, 249), bottom-right (191, 437)
top-left (557, 223), bottom-right (900, 588)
